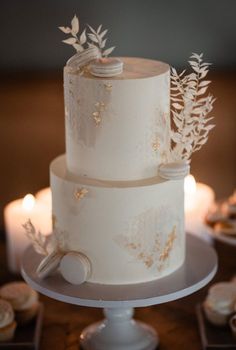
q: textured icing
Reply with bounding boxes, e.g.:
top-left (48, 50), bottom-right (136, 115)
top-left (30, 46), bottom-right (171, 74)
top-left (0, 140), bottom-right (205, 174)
top-left (50, 155), bottom-right (185, 285)
top-left (64, 57), bottom-right (170, 180)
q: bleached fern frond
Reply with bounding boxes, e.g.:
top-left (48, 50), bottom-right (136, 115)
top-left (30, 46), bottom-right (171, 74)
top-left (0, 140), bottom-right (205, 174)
top-left (59, 14), bottom-right (87, 52)
top-left (87, 24), bottom-right (115, 57)
top-left (22, 219), bottom-right (48, 256)
top-left (170, 53), bottom-right (215, 161)
top-left (59, 15), bottom-right (115, 57)
top-left (23, 219), bottom-right (68, 256)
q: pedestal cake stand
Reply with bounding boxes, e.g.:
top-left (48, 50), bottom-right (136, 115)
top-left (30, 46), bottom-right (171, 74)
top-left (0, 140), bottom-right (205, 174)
top-left (21, 234), bottom-right (217, 350)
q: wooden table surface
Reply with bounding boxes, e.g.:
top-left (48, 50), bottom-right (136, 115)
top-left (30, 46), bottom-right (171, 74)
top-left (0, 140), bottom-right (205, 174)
top-left (0, 234), bottom-right (235, 350)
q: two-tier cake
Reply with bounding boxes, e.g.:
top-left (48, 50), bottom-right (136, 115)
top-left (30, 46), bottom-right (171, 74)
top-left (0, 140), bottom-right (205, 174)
top-left (24, 15), bottom-right (215, 285)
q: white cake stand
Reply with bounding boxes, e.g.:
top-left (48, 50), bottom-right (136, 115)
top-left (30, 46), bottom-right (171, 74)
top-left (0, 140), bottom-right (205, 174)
top-left (21, 234), bottom-right (217, 350)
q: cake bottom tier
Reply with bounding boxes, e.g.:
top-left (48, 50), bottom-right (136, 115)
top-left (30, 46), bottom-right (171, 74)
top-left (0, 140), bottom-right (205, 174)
top-left (50, 155), bottom-right (185, 285)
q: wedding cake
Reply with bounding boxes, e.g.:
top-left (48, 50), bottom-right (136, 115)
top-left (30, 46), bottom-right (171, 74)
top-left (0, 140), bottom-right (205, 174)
top-left (24, 15), bottom-right (215, 285)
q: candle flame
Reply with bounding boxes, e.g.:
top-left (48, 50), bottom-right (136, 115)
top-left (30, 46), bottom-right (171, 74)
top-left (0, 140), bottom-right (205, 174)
top-left (22, 194), bottom-right (35, 211)
top-left (184, 175), bottom-right (197, 212)
top-left (184, 175), bottom-right (197, 195)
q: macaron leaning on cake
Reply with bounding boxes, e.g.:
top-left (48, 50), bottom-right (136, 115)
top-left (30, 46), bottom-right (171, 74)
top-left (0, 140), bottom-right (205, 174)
top-left (0, 282), bottom-right (39, 325)
top-left (0, 299), bottom-right (16, 342)
top-left (203, 282), bottom-right (236, 326)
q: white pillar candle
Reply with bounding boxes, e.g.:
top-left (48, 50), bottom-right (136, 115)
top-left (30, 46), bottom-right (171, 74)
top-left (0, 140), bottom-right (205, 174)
top-left (184, 175), bottom-right (215, 242)
top-left (4, 193), bottom-right (52, 273)
top-left (35, 187), bottom-right (52, 207)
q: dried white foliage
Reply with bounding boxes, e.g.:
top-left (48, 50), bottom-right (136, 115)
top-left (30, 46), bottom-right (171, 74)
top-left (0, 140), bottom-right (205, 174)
top-left (59, 15), bottom-right (86, 53)
top-left (59, 15), bottom-right (115, 57)
top-left (22, 219), bottom-right (67, 256)
top-left (170, 53), bottom-right (215, 161)
top-left (87, 24), bottom-right (115, 57)
top-left (22, 219), bottom-right (48, 256)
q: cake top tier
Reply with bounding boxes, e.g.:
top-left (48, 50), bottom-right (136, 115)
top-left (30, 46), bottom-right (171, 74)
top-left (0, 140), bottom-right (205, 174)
top-left (66, 57), bottom-right (169, 80)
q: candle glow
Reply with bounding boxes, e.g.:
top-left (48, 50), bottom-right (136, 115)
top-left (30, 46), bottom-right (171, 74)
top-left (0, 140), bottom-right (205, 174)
top-left (22, 194), bottom-right (35, 211)
top-left (184, 174), bottom-right (215, 241)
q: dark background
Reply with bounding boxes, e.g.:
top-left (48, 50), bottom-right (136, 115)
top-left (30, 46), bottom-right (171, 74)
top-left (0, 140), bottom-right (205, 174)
top-left (0, 0), bottom-right (236, 228)
top-left (1, 0), bottom-right (236, 71)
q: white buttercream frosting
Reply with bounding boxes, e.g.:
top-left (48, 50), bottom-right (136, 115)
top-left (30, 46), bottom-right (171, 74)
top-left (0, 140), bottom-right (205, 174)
top-left (0, 282), bottom-right (38, 311)
top-left (0, 300), bottom-right (14, 328)
top-left (206, 282), bottom-right (236, 314)
top-left (50, 155), bottom-right (185, 285)
top-left (64, 57), bottom-right (170, 180)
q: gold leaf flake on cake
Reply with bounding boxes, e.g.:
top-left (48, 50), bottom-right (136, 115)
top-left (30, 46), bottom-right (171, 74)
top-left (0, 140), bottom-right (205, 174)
top-left (104, 83), bottom-right (112, 92)
top-left (74, 188), bottom-right (89, 200)
top-left (92, 101), bottom-right (106, 126)
top-left (152, 139), bottom-right (160, 152)
top-left (159, 226), bottom-right (177, 262)
top-left (114, 208), bottom-right (179, 272)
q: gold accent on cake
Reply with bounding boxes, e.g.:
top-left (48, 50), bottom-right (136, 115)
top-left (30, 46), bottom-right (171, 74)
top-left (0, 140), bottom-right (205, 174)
top-left (92, 101), bottom-right (106, 126)
top-left (152, 139), bottom-right (160, 152)
top-left (115, 209), bottom-right (178, 272)
top-left (104, 83), bottom-right (113, 92)
top-left (74, 188), bottom-right (89, 200)
top-left (159, 226), bottom-right (177, 262)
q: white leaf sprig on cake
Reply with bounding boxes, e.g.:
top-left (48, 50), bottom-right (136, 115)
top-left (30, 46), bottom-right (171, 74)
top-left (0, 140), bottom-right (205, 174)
top-left (170, 53), bottom-right (215, 162)
top-left (22, 219), bottom-right (48, 256)
top-left (59, 15), bottom-right (115, 58)
top-left (59, 15), bottom-right (87, 52)
top-left (87, 25), bottom-right (115, 57)
top-left (22, 219), bottom-right (67, 256)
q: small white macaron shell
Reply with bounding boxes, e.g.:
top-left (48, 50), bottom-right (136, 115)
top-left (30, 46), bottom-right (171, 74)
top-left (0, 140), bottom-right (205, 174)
top-left (159, 161), bottom-right (190, 180)
top-left (59, 252), bottom-right (91, 285)
top-left (36, 251), bottom-right (63, 279)
top-left (89, 57), bottom-right (123, 77)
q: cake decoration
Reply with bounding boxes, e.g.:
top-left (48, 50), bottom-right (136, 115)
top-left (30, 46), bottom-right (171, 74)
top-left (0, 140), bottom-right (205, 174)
top-left (92, 102), bottom-right (106, 126)
top-left (23, 219), bottom-right (75, 280)
top-left (104, 83), bottom-right (113, 92)
top-left (159, 226), bottom-right (177, 262)
top-left (59, 15), bottom-right (122, 77)
top-left (159, 53), bottom-right (215, 180)
top-left (59, 252), bottom-right (92, 285)
top-left (36, 250), bottom-right (64, 279)
top-left (115, 208), bottom-right (179, 272)
top-left (74, 188), bottom-right (89, 200)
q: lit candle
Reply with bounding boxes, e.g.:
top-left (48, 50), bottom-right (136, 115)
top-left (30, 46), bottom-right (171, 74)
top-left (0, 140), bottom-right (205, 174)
top-left (36, 187), bottom-right (52, 234)
top-left (184, 175), bottom-right (215, 242)
top-left (36, 187), bottom-right (52, 207)
top-left (4, 194), bottom-right (52, 273)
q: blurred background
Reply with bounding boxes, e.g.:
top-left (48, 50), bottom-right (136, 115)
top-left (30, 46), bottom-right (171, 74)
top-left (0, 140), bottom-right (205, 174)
top-left (0, 0), bottom-right (236, 228)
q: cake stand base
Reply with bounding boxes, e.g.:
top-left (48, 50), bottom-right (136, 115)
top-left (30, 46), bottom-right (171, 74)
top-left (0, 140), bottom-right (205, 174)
top-left (80, 308), bottom-right (158, 350)
top-left (21, 234), bottom-right (217, 350)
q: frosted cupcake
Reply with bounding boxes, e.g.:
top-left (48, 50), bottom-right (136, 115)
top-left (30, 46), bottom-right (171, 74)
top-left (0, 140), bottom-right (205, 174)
top-left (229, 313), bottom-right (236, 338)
top-left (0, 282), bottom-right (39, 325)
top-left (0, 299), bottom-right (16, 342)
top-left (203, 282), bottom-right (236, 326)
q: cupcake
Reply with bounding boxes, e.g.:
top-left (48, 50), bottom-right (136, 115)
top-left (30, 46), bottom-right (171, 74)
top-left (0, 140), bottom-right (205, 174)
top-left (0, 299), bottom-right (16, 342)
top-left (0, 282), bottom-right (39, 325)
top-left (229, 313), bottom-right (236, 338)
top-left (203, 282), bottom-right (236, 326)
